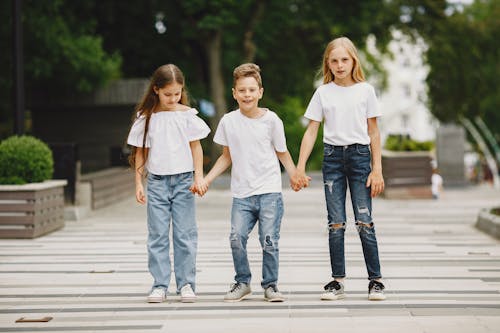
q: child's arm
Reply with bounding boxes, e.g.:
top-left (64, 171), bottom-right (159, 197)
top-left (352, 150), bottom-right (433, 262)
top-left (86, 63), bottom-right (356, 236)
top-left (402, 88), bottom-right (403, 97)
top-left (295, 120), bottom-right (320, 188)
top-left (276, 150), bottom-right (302, 191)
top-left (204, 146), bottom-right (232, 187)
top-left (134, 147), bottom-right (148, 204)
top-left (367, 117), bottom-right (384, 197)
top-left (189, 140), bottom-right (208, 196)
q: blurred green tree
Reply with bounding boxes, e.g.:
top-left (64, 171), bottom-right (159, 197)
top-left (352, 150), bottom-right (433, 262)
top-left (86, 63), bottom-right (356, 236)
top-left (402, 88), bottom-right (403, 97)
top-left (426, 0), bottom-right (499, 141)
top-left (93, 0), bottom-right (400, 165)
top-left (389, 0), bottom-right (499, 142)
top-left (0, 0), bottom-right (122, 138)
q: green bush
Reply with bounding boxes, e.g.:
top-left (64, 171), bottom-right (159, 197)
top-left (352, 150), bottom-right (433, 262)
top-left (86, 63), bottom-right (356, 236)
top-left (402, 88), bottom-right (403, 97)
top-left (0, 135), bottom-right (54, 184)
top-left (384, 134), bottom-right (434, 152)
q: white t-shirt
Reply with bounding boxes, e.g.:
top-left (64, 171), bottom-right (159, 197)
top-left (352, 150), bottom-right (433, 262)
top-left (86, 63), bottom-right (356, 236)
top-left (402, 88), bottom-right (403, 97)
top-left (213, 109), bottom-right (287, 198)
top-left (127, 108), bottom-right (210, 175)
top-left (304, 81), bottom-right (381, 146)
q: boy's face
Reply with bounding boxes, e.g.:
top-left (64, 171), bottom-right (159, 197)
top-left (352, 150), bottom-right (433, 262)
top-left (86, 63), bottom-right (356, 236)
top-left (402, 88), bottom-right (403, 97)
top-left (232, 76), bottom-right (263, 113)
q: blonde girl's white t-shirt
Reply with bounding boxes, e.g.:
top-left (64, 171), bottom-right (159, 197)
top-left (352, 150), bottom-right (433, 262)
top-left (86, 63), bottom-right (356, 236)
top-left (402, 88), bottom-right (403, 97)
top-left (304, 81), bottom-right (381, 146)
top-left (213, 109), bottom-right (287, 199)
top-left (127, 108), bottom-right (210, 175)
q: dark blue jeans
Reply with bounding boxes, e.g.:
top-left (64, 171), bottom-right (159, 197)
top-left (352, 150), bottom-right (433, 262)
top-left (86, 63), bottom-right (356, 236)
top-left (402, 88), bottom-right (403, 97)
top-left (322, 143), bottom-right (382, 280)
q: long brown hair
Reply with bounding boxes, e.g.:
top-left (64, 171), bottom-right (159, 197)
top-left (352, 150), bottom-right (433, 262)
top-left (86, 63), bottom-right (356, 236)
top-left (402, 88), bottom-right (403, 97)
top-left (128, 64), bottom-right (190, 172)
top-left (321, 37), bottom-right (365, 84)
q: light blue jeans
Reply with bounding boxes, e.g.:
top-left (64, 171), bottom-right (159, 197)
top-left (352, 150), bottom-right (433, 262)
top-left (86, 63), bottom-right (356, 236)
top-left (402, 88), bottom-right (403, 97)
top-left (322, 143), bottom-right (382, 280)
top-left (146, 171), bottom-right (197, 293)
top-left (230, 193), bottom-right (284, 289)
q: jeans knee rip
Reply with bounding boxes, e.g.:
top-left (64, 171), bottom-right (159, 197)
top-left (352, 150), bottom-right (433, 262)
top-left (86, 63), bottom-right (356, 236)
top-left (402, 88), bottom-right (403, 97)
top-left (328, 222), bottom-right (346, 232)
top-left (263, 235), bottom-right (276, 252)
top-left (355, 221), bottom-right (374, 234)
top-left (230, 234), bottom-right (244, 248)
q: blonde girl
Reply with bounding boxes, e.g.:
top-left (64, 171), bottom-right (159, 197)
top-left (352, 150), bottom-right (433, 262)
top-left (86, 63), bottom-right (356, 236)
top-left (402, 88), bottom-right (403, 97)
top-left (294, 37), bottom-right (386, 301)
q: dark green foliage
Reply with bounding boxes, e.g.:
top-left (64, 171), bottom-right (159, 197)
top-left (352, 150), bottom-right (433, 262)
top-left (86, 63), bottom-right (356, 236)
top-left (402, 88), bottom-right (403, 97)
top-left (0, 136), bottom-right (53, 184)
top-left (384, 134), bottom-right (434, 152)
top-left (0, 1), bottom-right (122, 138)
top-left (265, 96), bottom-right (324, 170)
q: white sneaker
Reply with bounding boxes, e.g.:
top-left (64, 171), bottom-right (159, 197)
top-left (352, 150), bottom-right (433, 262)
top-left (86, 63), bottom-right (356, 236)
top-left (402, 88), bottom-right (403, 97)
top-left (180, 284), bottom-right (197, 303)
top-left (147, 288), bottom-right (166, 303)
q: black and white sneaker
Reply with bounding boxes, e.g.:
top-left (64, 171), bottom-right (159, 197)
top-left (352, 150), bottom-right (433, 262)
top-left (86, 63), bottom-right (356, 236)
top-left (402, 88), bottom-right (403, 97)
top-left (320, 280), bottom-right (345, 300)
top-left (368, 280), bottom-right (386, 301)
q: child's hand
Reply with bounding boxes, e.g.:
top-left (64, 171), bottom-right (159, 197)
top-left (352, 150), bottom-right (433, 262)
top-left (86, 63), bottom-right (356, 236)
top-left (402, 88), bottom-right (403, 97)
top-left (366, 170), bottom-right (384, 197)
top-left (192, 177), bottom-right (209, 197)
top-left (135, 184), bottom-right (146, 204)
top-left (291, 170), bottom-right (311, 191)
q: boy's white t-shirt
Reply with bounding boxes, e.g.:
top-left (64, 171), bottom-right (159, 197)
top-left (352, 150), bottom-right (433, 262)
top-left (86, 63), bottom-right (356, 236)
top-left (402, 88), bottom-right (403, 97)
top-left (127, 108), bottom-right (210, 175)
top-left (304, 81), bottom-right (381, 146)
top-left (213, 109), bottom-right (287, 198)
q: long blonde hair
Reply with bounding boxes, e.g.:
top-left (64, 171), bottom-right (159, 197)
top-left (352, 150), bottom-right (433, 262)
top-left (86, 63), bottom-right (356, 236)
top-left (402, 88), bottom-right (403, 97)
top-left (128, 64), bottom-right (190, 171)
top-left (321, 37), bottom-right (365, 84)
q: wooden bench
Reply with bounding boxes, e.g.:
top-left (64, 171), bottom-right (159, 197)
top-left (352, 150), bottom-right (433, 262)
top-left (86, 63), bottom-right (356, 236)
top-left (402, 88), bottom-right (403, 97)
top-left (81, 167), bottom-right (135, 210)
top-left (0, 180), bottom-right (67, 238)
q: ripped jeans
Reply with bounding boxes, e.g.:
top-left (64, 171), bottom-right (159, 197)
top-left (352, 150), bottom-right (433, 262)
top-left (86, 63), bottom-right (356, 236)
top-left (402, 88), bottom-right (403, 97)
top-left (230, 193), bottom-right (283, 289)
top-left (322, 143), bottom-right (382, 280)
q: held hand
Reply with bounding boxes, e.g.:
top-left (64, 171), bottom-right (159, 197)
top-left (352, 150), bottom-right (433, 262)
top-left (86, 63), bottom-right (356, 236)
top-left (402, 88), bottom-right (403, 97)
top-left (135, 184), bottom-right (146, 204)
top-left (196, 178), bottom-right (209, 197)
top-left (291, 169), bottom-right (312, 191)
top-left (366, 170), bottom-right (384, 198)
top-left (191, 177), bottom-right (209, 197)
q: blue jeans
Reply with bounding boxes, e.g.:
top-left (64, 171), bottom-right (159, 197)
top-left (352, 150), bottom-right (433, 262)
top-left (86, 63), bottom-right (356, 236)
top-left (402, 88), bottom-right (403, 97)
top-left (230, 193), bottom-right (284, 289)
top-left (146, 171), bottom-right (197, 292)
top-left (322, 143), bottom-right (382, 280)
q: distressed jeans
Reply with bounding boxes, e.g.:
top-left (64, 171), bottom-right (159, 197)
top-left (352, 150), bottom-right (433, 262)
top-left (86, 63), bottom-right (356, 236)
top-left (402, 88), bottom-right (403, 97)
top-left (322, 143), bottom-right (382, 280)
top-left (147, 171), bottom-right (197, 293)
top-left (230, 193), bottom-right (284, 289)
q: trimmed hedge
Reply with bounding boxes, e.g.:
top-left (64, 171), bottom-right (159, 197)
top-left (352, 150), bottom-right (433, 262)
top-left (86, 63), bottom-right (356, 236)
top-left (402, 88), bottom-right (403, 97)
top-left (0, 135), bottom-right (54, 184)
top-left (384, 134), bottom-right (434, 152)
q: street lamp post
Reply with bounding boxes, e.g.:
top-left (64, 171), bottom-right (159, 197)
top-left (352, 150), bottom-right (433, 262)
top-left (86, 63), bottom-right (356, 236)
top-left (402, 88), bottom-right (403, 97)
top-left (12, 0), bottom-right (25, 135)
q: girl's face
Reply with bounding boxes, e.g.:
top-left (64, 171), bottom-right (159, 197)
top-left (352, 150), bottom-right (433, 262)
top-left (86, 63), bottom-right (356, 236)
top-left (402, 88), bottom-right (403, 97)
top-left (154, 82), bottom-right (183, 111)
top-left (328, 46), bottom-right (354, 85)
top-left (232, 76), bottom-right (263, 113)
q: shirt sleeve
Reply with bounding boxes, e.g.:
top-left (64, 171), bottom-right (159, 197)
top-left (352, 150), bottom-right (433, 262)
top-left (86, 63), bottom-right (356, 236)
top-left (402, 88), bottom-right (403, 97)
top-left (304, 88), bottom-right (324, 122)
top-left (366, 84), bottom-right (382, 118)
top-left (186, 109), bottom-right (211, 141)
top-left (127, 114), bottom-right (151, 148)
top-left (271, 114), bottom-right (288, 153)
top-left (213, 116), bottom-right (228, 146)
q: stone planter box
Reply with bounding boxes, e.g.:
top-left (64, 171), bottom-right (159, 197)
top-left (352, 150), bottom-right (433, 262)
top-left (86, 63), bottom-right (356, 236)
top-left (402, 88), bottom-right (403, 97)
top-left (0, 180), bottom-right (67, 238)
top-left (382, 150), bottom-right (433, 199)
top-left (475, 208), bottom-right (500, 240)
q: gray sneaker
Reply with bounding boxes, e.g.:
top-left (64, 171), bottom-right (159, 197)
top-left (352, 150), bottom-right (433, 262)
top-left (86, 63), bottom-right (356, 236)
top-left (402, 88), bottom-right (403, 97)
top-left (320, 280), bottom-right (345, 300)
top-left (264, 285), bottom-right (285, 302)
top-left (224, 282), bottom-right (251, 302)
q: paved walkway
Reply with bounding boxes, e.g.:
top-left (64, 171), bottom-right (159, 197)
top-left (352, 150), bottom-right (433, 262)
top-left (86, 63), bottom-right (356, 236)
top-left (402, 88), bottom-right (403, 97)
top-left (1, 180), bottom-right (500, 333)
